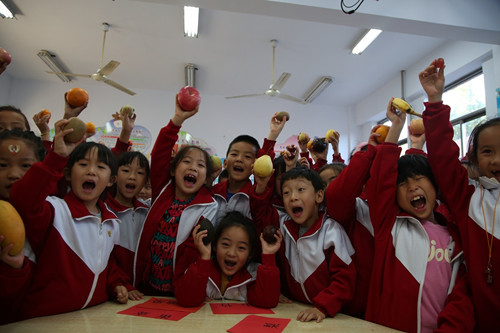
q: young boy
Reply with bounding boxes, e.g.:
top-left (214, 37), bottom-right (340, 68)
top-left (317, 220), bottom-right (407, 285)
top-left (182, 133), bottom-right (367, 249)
top-left (250, 167), bottom-right (356, 322)
top-left (212, 112), bottom-right (287, 224)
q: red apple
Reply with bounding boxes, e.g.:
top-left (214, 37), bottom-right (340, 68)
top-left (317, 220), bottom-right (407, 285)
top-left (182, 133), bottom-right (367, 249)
top-left (177, 86), bottom-right (201, 111)
top-left (0, 48), bottom-right (12, 66)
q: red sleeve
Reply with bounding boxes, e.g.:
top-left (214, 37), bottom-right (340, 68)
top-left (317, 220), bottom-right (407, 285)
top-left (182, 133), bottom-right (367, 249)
top-left (300, 151), bottom-right (313, 167)
top-left (111, 138), bottom-right (131, 155)
top-left (435, 262), bottom-right (475, 332)
top-left (173, 258), bottom-right (212, 307)
top-left (331, 153), bottom-right (345, 164)
top-left (150, 120), bottom-right (180, 200)
top-left (249, 182), bottom-right (280, 232)
top-left (9, 150), bottom-right (66, 255)
top-left (258, 138), bottom-right (276, 160)
top-left (42, 139), bottom-right (53, 153)
top-left (106, 245), bottom-right (133, 296)
top-left (246, 254), bottom-right (280, 308)
top-left (326, 145), bottom-right (375, 229)
top-left (312, 158), bottom-right (327, 172)
top-left (312, 248), bottom-right (357, 317)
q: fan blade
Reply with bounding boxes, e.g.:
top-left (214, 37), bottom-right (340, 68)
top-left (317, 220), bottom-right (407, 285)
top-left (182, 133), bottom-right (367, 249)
top-left (280, 93), bottom-right (306, 104)
top-left (98, 60), bottom-right (120, 76)
top-left (270, 72), bottom-right (291, 91)
top-left (102, 77), bottom-right (136, 95)
top-left (46, 71), bottom-right (91, 78)
top-left (225, 93), bottom-right (265, 99)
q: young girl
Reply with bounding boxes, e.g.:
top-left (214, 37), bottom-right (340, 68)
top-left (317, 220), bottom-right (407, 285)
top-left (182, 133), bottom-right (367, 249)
top-left (174, 211), bottom-right (281, 308)
top-left (105, 151), bottom-right (150, 300)
top-left (363, 98), bottom-right (473, 333)
top-left (422, 58), bottom-right (500, 332)
top-left (8, 119), bottom-right (129, 320)
top-left (132, 97), bottom-right (218, 296)
top-left (0, 105), bottom-right (30, 132)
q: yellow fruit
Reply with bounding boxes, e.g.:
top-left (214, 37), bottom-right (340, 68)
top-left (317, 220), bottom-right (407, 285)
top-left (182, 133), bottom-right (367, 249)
top-left (298, 132), bottom-right (309, 144)
top-left (409, 119), bottom-right (425, 135)
top-left (63, 117), bottom-right (87, 143)
top-left (325, 129), bottom-right (339, 141)
top-left (375, 125), bottom-right (390, 144)
top-left (210, 155), bottom-right (222, 170)
top-left (86, 122), bottom-right (96, 136)
top-left (275, 111), bottom-right (290, 121)
top-left (253, 155), bottom-right (273, 178)
top-left (0, 200), bottom-right (25, 255)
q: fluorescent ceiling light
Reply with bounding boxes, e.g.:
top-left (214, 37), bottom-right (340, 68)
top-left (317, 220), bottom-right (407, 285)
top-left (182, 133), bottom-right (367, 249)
top-left (351, 29), bottom-right (382, 55)
top-left (184, 6), bottom-right (199, 38)
top-left (0, 1), bottom-right (14, 18)
top-left (303, 76), bottom-right (333, 103)
top-left (185, 63), bottom-right (197, 87)
top-left (37, 50), bottom-right (72, 83)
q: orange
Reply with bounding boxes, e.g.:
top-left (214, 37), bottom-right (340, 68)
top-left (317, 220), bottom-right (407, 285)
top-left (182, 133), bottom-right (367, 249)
top-left (66, 88), bottom-right (89, 107)
top-left (40, 109), bottom-right (51, 118)
top-left (375, 125), bottom-right (390, 143)
top-left (409, 119), bottom-right (425, 135)
top-left (0, 200), bottom-right (25, 255)
top-left (86, 122), bottom-right (96, 136)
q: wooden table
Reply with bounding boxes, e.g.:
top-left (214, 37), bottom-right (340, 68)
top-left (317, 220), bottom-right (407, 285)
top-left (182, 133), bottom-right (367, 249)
top-left (1, 296), bottom-right (402, 332)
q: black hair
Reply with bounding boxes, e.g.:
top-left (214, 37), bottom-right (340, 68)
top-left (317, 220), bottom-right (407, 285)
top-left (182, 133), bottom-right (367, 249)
top-left (349, 143), bottom-right (368, 162)
top-left (225, 135), bottom-right (260, 157)
top-left (273, 154), bottom-right (300, 176)
top-left (66, 142), bottom-right (118, 177)
top-left (280, 167), bottom-right (325, 193)
top-left (397, 154), bottom-right (438, 190)
top-left (0, 128), bottom-right (46, 161)
top-left (117, 151), bottom-right (150, 179)
top-left (467, 117), bottom-right (500, 167)
top-left (171, 145), bottom-right (213, 186)
top-left (0, 105), bottom-right (31, 131)
top-left (318, 162), bottom-right (347, 177)
top-left (217, 168), bottom-right (229, 183)
top-left (213, 211), bottom-right (259, 263)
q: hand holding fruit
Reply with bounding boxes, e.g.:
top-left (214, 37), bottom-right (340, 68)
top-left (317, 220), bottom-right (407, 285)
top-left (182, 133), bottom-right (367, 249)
top-left (260, 226), bottom-right (282, 255)
top-left (33, 109), bottom-right (51, 136)
top-left (64, 88), bottom-right (89, 119)
top-left (0, 47), bottom-right (12, 75)
top-left (0, 235), bottom-right (24, 269)
top-left (53, 118), bottom-right (81, 158)
top-left (268, 111), bottom-right (288, 141)
top-left (253, 155), bottom-right (274, 195)
top-left (177, 86), bottom-right (201, 111)
top-left (173, 90), bottom-right (199, 127)
top-left (192, 224), bottom-right (212, 260)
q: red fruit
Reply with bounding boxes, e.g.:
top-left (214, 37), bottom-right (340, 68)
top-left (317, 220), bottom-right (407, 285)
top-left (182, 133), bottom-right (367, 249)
top-left (262, 225), bottom-right (278, 245)
top-left (434, 58), bottom-right (444, 69)
top-left (286, 145), bottom-right (297, 158)
top-left (0, 48), bottom-right (12, 65)
top-left (177, 86), bottom-right (201, 111)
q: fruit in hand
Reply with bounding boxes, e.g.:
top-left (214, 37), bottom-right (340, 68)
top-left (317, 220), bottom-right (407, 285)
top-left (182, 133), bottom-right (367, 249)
top-left (63, 117), bottom-right (87, 143)
top-left (375, 125), bottom-right (390, 144)
top-left (197, 218), bottom-right (215, 246)
top-left (120, 105), bottom-right (134, 117)
top-left (262, 225), bottom-right (278, 245)
top-left (392, 98), bottom-right (422, 118)
top-left (409, 119), bottom-right (425, 135)
top-left (210, 155), bottom-right (222, 170)
top-left (325, 129), bottom-right (338, 141)
top-left (434, 58), bottom-right (444, 69)
top-left (311, 138), bottom-right (327, 153)
top-left (298, 132), bottom-right (310, 145)
top-left (177, 86), bottom-right (201, 111)
top-left (275, 111), bottom-right (290, 122)
top-left (66, 88), bottom-right (89, 107)
top-left (86, 122), bottom-right (96, 136)
top-left (0, 48), bottom-right (12, 65)
top-left (286, 145), bottom-right (297, 158)
top-left (0, 200), bottom-right (25, 255)
top-left (253, 155), bottom-right (273, 178)
top-left (40, 109), bottom-right (51, 123)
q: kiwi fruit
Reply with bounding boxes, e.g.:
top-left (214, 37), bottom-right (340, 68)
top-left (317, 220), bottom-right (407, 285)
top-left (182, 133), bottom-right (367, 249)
top-left (198, 218), bottom-right (215, 245)
top-left (262, 225), bottom-right (278, 244)
top-left (275, 111), bottom-right (290, 121)
top-left (63, 117), bottom-right (87, 143)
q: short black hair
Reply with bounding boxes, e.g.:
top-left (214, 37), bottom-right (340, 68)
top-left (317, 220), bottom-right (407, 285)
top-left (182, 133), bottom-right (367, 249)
top-left (66, 142), bottom-right (118, 177)
top-left (171, 145), bottom-right (213, 186)
top-left (467, 117), bottom-right (500, 166)
top-left (397, 154), bottom-right (437, 190)
top-left (318, 162), bottom-right (347, 176)
top-left (226, 135), bottom-right (260, 157)
top-left (0, 105), bottom-right (31, 131)
top-left (117, 151), bottom-right (150, 180)
top-left (213, 211), bottom-right (259, 263)
top-left (0, 128), bottom-right (46, 161)
top-left (280, 167), bottom-right (325, 193)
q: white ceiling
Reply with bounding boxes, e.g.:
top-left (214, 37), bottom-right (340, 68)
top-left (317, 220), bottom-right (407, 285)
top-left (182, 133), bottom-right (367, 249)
top-left (1, 0), bottom-right (499, 106)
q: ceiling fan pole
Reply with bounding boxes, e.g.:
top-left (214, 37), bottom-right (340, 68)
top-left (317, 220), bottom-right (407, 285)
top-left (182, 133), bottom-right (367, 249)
top-left (271, 39), bottom-right (277, 85)
top-left (100, 23), bottom-right (109, 69)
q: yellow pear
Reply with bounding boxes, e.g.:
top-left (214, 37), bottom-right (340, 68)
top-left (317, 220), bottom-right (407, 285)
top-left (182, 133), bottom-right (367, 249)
top-left (253, 155), bottom-right (273, 177)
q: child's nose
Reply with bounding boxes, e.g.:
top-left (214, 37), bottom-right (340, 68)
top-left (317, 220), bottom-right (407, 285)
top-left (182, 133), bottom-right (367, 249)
top-left (7, 166), bottom-right (23, 180)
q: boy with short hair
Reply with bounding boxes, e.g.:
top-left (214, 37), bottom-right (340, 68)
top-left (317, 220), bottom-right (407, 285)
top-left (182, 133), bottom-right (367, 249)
top-left (250, 167), bottom-right (356, 322)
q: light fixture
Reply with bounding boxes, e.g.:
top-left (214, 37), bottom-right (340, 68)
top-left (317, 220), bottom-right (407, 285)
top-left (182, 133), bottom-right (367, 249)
top-left (303, 76), bottom-right (333, 103)
top-left (351, 29), bottom-right (382, 55)
top-left (0, 0), bottom-right (14, 18)
top-left (184, 6), bottom-right (199, 38)
top-left (37, 50), bottom-right (72, 83)
top-left (185, 63), bottom-right (197, 87)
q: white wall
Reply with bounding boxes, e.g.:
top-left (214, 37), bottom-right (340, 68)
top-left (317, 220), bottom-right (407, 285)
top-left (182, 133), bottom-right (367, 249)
top-left (0, 75), bottom-right (350, 160)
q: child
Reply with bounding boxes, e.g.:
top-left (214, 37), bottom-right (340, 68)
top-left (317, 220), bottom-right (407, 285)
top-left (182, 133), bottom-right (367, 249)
top-left (0, 105), bottom-right (30, 132)
top-left (363, 97), bottom-right (474, 333)
top-left (132, 97), bottom-right (218, 297)
top-left (105, 151), bottom-right (150, 300)
top-left (422, 58), bottom-right (499, 332)
top-left (318, 162), bottom-right (346, 187)
top-left (212, 112), bottom-right (287, 224)
top-left (174, 211), bottom-right (281, 308)
top-left (298, 132), bottom-right (344, 172)
top-left (137, 177), bottom-right (152, 204)
top-left (8, 119), bottom-right (129, 320)
top-left (250, 167), bottom-right (356, 322)
top-left (0, 129), bottom-right (46, 200)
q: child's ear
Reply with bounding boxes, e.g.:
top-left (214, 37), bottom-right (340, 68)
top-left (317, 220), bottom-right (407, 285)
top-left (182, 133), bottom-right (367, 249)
top-left (223, 158), bottom-right (228, 169)
top-left (107, 175), bottom-right (117, 187)
top-left (315, 189), bottom-right (325, 204)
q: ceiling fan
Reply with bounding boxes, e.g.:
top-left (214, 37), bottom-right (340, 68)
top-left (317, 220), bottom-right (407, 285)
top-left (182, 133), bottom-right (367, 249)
top-left (46, 23), bottom-right (136, 96)
top-left (225, 39), bottom-right (304, 104)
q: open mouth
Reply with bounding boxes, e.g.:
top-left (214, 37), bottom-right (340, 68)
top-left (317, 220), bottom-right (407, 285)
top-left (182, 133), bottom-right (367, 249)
top-left (82, 181), bottom-right (96, 192)
top-left (224, 259), bottom-right (237, 269)
top-left (184, 174), bottom-right (197, 185)
top-left (410, 195), bottom-right (426, 209)
top-left (233, 166), bottom-right (244, 173)
top-left (125, 183), bottom-right (136, 191)
top-left (492, 170), bottom-right (500, 177)
top-left (291, 206), bottom-right (303, 217)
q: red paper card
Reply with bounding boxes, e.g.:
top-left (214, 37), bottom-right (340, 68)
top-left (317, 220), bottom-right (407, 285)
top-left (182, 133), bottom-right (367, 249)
top-left (210, 303), bottom-right (275, 314)
top-left (139, 297), bottom-right (204, 313)
top-left (118, 304), bottom-right (189, 321)
top-left (227, 315), bottom-right (291, 333)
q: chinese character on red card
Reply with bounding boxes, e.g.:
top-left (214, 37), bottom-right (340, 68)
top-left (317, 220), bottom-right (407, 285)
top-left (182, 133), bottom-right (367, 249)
top-left (210, 303), bottom-right (274, 314)
top-left (118, 305), bottom-right (189, 321)
top-left (227, 315), bottom-right (291, 333)
top-left (139, 297), bottom-right (204, 313)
